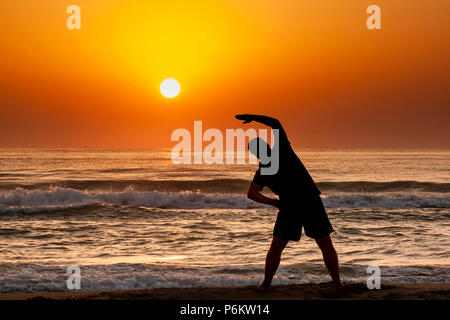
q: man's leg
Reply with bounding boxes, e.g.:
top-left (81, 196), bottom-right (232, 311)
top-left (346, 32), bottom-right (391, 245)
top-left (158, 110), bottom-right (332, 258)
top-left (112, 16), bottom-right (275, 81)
top-left (315, 235), bottom-right (342, 287)
top-left (257, 237), bottom-right (289, 291)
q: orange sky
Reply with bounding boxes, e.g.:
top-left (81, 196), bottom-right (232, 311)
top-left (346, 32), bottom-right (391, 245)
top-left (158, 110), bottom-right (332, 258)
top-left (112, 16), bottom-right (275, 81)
top-left (0, 0), bottom-right (449, 148)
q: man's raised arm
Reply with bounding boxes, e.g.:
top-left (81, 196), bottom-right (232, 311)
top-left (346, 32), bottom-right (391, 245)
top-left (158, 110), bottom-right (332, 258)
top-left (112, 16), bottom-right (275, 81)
top-left (235, 114), bottom-right (281, 128)
top-left (235, 114), bottom-right (288, 142)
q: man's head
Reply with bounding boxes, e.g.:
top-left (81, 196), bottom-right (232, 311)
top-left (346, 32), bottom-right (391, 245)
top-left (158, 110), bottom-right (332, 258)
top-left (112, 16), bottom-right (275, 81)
top-left (248, 137), bottom-right (271, 164)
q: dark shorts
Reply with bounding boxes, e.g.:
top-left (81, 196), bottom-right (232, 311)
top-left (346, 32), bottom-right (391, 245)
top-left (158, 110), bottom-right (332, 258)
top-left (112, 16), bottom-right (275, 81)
top-left (273, 195), bottom-right (334, 241)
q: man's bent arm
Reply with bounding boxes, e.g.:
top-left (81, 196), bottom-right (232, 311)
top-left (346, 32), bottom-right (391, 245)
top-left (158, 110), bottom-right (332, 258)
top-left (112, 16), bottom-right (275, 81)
top-left (236, 114), bottom-right (281, 129)
top-left (247, 184), bottom-right (279, 208)
top-left (235, 114), bottom-right (288, 142)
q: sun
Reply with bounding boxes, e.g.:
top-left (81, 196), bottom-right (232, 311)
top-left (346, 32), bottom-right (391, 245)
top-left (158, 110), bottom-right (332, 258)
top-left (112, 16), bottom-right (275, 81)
top-left (160, 78), bottom-right (181, 98)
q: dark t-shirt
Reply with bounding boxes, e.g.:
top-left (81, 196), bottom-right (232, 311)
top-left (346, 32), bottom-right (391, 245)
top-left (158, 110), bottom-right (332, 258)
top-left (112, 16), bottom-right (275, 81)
top-left (251, 126), bottom-right (321, 205)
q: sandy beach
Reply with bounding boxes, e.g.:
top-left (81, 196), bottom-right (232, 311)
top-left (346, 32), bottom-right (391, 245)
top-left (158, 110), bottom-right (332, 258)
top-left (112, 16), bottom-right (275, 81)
top-left (0, 283), bottom-right (448, 300)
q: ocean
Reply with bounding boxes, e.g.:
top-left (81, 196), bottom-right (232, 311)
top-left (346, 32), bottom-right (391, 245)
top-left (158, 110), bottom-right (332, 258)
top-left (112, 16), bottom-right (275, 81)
top-left (0, 148), bottom-right (448, 293)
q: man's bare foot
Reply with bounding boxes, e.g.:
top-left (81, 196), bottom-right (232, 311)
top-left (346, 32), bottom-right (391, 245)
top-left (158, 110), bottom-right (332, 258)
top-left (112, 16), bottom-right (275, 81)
top-left (323, 280), bottom-right (343, 289)
top-left (332, 280), bottom-right (343, 289)
top-left (255, 283), bottom-right (270, 292)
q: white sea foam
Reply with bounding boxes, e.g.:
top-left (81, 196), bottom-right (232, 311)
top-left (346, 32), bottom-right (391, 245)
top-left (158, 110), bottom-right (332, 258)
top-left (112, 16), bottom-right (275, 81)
top-left (0, 263), bottom-right (448, 293)
top-left (0, 187), bottom-right (449, 213)
top-left (0, 187), bottom-right (264, 213)
top-left (323, 193), bottom-right (450, 209)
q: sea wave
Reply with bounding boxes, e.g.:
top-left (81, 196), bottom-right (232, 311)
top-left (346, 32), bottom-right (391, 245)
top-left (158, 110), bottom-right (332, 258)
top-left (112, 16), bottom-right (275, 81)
top-left (0, 187), bottom-right (264, 213)
top-left (1, 179), bottom-right (449, 193)
top-left (0, 262), bottom-right (448, 293)
top-left (0, 187), bottom-right (449, 213)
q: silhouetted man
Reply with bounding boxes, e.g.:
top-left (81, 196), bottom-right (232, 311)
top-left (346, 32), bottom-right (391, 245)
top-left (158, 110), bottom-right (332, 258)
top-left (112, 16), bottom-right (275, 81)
top-left (235, 114), bottom-right (341, 291)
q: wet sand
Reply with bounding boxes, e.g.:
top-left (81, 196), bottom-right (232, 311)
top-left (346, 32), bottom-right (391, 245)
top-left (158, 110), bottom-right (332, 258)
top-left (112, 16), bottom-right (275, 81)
top-left (0, 283), bottom-right (448, 300)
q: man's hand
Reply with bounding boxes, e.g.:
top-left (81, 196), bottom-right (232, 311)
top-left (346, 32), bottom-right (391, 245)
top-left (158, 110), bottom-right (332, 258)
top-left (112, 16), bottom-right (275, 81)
top-left (235, 114), bottom-right (253, 124)
top-left (272, 199), bottom-right (280, 209)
